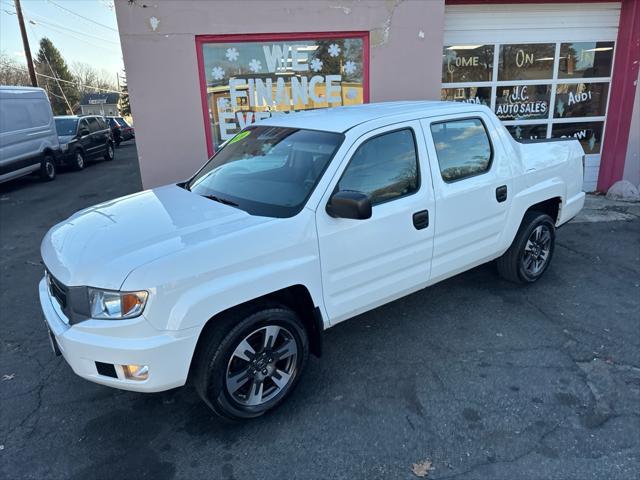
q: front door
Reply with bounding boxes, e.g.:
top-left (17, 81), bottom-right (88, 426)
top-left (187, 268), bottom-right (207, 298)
top-left (316, 123), bottom-right (435, 324)
top-left (421, 114), bottom-right (513, 283)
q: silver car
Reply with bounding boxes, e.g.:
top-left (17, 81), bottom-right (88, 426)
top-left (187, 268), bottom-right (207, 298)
top-left (0, 86), bottom-right (59, 184)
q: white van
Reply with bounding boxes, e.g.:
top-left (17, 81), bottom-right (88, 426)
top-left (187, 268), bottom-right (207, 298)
top-left (0, 86), bottom-right (59, 184)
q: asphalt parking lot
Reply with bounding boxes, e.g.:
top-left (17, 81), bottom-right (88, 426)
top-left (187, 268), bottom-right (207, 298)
top-left (1, 142), bottom-right (639, 480)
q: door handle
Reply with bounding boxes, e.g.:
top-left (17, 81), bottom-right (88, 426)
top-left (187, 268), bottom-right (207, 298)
top-left (413, 210), bottom-right (429, 230)
top-left (496, 185), bottom-right (508, 203)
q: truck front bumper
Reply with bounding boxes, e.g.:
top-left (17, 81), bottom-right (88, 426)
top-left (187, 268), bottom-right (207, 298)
top-left (39, 278), bottom-right (200, 393)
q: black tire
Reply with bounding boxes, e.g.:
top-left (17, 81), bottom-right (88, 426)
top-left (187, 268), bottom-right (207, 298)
top-left (193, 304), bottom-right (309, 420)
top-left (104, 142), bottom-right (115, 161)
top-left (72, 150), bottom-right (85, 171)
top-left (40, 154), bottom-right (56, 181)
top-left (497, 211), bottom-right (555, 284)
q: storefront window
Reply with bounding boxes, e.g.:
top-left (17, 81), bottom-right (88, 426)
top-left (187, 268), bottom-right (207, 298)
top-left (551, 121), bottom-right (604, 154)
top-left (558, 42), bottom-right (614, 79)
top-left (198, 34), bottom-right (367, 149)
top-left (442, 39), bottom-right (614, 157)
top-left (495, 85), bottom-right (551, 121)
top-left (498, 43), bottom-right (555, 81)
top-left (554, 82), bottom-right (609, 118)
top-left (442, 45), bottom-right (494, 83)
top-left (440, 87), bottom-right (491, 106)
top-left (505, 124), bottom-right (547, 141)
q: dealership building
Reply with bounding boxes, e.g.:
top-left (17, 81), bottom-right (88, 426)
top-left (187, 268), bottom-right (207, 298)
top-left (115, 0), bottom-right (639, 193)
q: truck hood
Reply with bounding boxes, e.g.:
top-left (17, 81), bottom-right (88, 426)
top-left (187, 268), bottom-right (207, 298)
top-left (41, 185), bottom-right (273, 289)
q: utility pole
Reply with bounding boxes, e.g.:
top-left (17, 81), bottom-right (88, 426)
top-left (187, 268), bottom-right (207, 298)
top-left (15, 0), bottom-right (38, 87)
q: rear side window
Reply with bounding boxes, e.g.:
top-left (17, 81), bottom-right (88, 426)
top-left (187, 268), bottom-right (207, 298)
top-left (87, 117), bottom-right (100, 132)
top-left (96, 117), bottom-right (107, 130)
top-left (0, 99), bottom-right (33, 133)
top-left (430, 118), bottom-right (492, 182)
top-left (29, 100), bottom-right (51, 127)
top-left (338, 129), bottom-right (419, 205)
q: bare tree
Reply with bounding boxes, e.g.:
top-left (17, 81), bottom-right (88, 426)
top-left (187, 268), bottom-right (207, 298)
top-left (71, 61), bottom-right (118, 98)
top-left (0, 52), bottom-right (32, 86)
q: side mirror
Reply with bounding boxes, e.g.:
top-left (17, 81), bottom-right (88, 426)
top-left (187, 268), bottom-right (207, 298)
top-left (79, 128), bottom-right (90, 136)
top-left (326, 190), bottom-right (372, 220)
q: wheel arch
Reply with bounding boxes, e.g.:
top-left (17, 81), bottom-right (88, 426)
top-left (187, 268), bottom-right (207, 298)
top-left (187, 284), bottom-right (323, 382)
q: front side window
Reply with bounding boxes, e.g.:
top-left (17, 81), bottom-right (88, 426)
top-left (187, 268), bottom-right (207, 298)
top-left (337, 129), bottom-right (419, 205)
top-left (78, 119), bottom-right (89, 134)
top-left (188, 126), bottom-right (343, 217)
top-left (430, 118), bottom-right (492, 182)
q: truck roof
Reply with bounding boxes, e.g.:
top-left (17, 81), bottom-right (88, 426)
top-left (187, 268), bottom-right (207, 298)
top-left (259, 101), bottom-right (477, 133)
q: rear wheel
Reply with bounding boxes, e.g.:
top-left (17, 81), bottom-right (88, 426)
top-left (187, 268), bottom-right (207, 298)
top-left (497, 211), bottom-right (555, 284)
top-left (40, 154), bottom-right (56, 181)
top-left (193, 305), bottom-right (308, 420)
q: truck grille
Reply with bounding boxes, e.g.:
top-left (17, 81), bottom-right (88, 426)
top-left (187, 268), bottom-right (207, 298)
top-left (47, 272), bottom-right (67, 309)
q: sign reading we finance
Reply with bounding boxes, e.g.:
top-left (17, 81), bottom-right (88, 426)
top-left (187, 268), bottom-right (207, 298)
top-left (201, 38), bottom-right (365, 145)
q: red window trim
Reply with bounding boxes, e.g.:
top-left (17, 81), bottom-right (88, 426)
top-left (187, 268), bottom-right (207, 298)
top-left (195, 31), bottom-right (370, 157)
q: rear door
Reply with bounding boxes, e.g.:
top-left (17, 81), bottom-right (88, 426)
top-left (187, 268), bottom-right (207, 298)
top-left (86, 117), bottom-right (103, 156)
top-left (77, 118), bottom-right (94, 156)
top-left (421, 113), bottom-right (513, 283)
top-left (316, 122), bottom-right (435, 324)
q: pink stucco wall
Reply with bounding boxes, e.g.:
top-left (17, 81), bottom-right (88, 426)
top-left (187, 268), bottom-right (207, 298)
top-left (115, 0), bottom-right (446, 188)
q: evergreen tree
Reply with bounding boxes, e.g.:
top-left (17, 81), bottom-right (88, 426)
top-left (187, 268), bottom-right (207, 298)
top-left (119, 69), bottom-right (131, 116)
top-left (35, 37), bottom-right (79, 114)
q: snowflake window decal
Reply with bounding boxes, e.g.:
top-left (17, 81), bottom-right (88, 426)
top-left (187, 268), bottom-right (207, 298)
top-left (346, 88), bottom-right (358, 100)
top-left (328, 44), bottom-right (341, 57)
top-left (211, 66), bottom-right (225, 81)
top-left (249, 59), bottom-right (262, 73)
top-left (310, 58), bottom-right (323, 73)
top-left (225, 47), bottom-right (239, 62)
top-left (343, 61), bottom-right (357, 75)
top-left (217, 98), bottom-right (231, 110)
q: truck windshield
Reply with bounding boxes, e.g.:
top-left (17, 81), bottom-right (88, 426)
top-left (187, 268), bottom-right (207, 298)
top-left (54, 118), bottom-right (78, 136)
top-left (187, 126), bottom-right (343, 217)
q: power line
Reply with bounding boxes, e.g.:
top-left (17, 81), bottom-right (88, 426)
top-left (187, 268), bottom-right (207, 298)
top-left (24, 13), bottom-right (120, 44)
top-left (46, 0), bottom-right (118, 32)
top-left (27, 18), bottom-right (122, 55)
top-left (2, 63), bottom-right (121, 93)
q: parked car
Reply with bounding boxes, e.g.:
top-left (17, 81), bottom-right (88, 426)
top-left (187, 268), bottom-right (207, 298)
top-left (39, 102), bottom-right (585, 420)
top-left (106, 116), bottom-right (134, 146)
top-left (54, 115), bottom-right (114, 170)
top-left (0, 86), bottom-right (58, 183)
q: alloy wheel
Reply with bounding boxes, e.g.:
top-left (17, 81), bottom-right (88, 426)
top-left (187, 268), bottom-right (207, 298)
top-left (523, 225), bottom-right (552, 276)
top-left (225, 325), bottom-right (298, 407)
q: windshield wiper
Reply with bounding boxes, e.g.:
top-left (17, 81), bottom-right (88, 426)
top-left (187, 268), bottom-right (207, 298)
top-left (203, 194), bottom-right (239, 207)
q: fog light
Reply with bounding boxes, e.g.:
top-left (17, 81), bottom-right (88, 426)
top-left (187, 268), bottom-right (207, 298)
top-left (122, 364), bottom-right (149, 381)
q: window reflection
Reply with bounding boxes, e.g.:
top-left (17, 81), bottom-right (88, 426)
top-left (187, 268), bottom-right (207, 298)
top-left (495, 85), bottom-right (551, 121)
top-left (551, 121), bottom-right (604, 154)
top-left (505, 124), bottom-right (547, 141)
top-left (442, 45), bottom-right (494, 83)
top-left (559, 42), bottom-right (614, 78)
top-left (498, 43), bottom-right (554, 81)
top-left (555, 83), bottom-right (609, 118)
top-left (440, 87), bottom-right (492, 106)
top-left (201, 37), bottom-right (365, 147)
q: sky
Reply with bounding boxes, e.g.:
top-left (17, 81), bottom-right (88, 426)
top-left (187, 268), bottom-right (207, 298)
top-left (0, 0), bottom-right (122, 79)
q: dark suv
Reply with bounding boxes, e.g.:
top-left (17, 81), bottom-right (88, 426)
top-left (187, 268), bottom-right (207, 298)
top-left (54, 115), bottom-right (114, 170)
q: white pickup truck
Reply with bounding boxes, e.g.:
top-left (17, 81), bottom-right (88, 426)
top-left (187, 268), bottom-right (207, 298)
top-left (40, 102), bottom-right (585, 419)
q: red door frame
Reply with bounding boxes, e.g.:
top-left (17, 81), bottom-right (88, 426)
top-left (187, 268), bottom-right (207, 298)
top-left (447, 0), bottom-right (639, 192)
top-left (195, 31), bottom-right (370, 157)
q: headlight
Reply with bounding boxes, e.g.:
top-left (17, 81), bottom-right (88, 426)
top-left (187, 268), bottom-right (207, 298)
top-left (88, 288), bottom-right (148, 320)
top-left (60, 143), bottom-right (68, 152)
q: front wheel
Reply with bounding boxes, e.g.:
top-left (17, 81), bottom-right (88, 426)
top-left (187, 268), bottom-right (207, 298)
top-left (72, 150), bottom-right (85, 170)
top-left (497, 211), bottom-right (555, 284)
top-left (104, 142), bottom-right (115, 161)
top-left (193, 305), bottom-right (308, 420)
